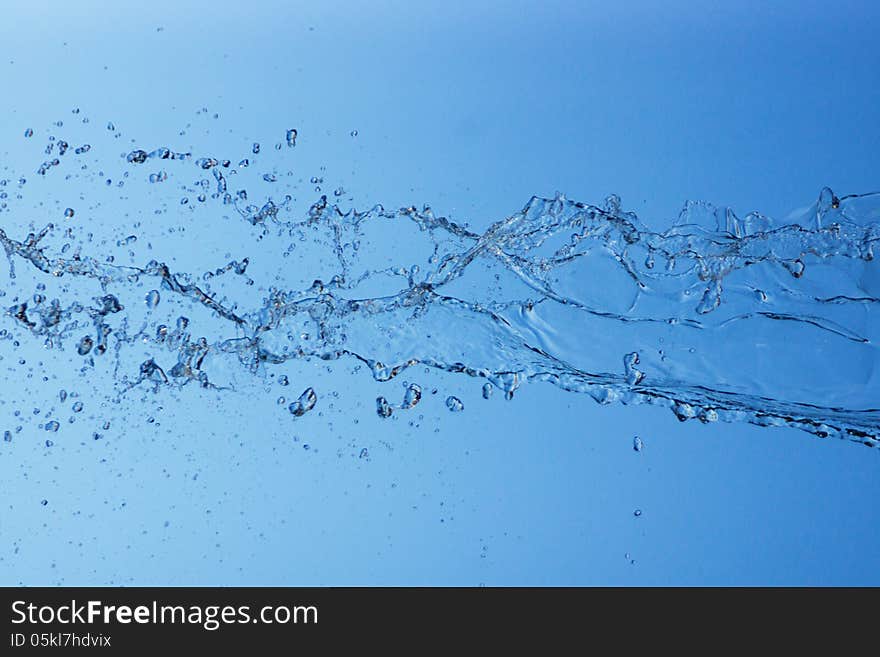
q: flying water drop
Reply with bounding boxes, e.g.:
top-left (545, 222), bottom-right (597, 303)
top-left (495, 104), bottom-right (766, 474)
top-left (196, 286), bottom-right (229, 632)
top-left (376, 397), bottom-right (393, 418)
top-left (288, 387), bottom-right (317, 417)
top-left (446, 396), bottom-right (464, 413)
top-left (401, 383), bottom-right (422, 409)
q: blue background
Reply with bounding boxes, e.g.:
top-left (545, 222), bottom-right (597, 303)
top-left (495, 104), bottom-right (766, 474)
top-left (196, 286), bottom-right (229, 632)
top-left (1, 0), bottom-right (879, 585)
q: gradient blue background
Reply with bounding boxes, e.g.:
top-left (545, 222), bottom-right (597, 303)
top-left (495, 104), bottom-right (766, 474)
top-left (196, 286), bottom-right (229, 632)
top-left (1, 0), bottom-right (878, 585)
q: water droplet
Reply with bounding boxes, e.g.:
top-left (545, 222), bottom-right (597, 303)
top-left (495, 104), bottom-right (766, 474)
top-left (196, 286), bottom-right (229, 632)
top-left (63, 208), bottom-right (74, 218)
top-left (376, 396), bottom-right (393, 418)
top-left (623, 352), bottom-right (645, 385)
top-left (76, 335), bottom-right (93, 356)
top-left (148, 171), bottom-right (167, 183)
top-left (633, 509), bottom-right (642, 517)
top-left (482, 382), bottom-right (493, 399)
top-left (359, 447), bottom-right (369, 459)
top-left (145, 290), bottom-right (160, 308)
top-left (286, 129), bottom-right (297, 147)
top-left (401, 383), bottom-right (422, 409)
top-left (45, 420), bottom-right (60, 432)
top-left (633, 436), bottom-right (643, 452)
top-left (24, 128), bottom-right (33, 138)
top-left (72, 401), bottom-right (83, 413)
top-left (446, 396), bottom-right (464, 412)
top-left (350, 130), bottom-right (358, 137)
top-left (126, 149), bottom-right (148, 164)
top-left (288, 387), bottom-right (317, 417)
top-left (3, 430), bottom-right (11, 443)
top-left (252, 142), bottom-right (260, 154)
top-left (40, 499), bottom-right (48, 506)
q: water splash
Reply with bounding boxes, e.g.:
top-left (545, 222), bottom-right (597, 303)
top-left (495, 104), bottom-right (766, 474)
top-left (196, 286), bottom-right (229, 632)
top-left (1, 115), bottom-right (879, 448)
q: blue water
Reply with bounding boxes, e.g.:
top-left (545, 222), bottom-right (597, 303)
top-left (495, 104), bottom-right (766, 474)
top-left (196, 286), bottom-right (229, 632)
top-left (1, 1), bottom-right (879, 585)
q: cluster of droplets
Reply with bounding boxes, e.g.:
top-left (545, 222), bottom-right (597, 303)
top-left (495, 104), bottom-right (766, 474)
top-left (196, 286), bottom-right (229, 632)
top-left (1, 115), bottom-right (879, 449)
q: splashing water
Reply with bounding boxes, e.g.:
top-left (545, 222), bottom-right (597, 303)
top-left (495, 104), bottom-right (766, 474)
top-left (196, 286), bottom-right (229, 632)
top-left (1, 115), bottom-right (879, 449)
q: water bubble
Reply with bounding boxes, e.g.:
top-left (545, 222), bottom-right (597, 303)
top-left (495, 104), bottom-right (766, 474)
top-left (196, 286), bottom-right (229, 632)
top-left (145, 290), bottom-right (160, 308)
top-left (59, 390), bottom-right (68, 402)
top-left (482, 383), bottom-right (493, 399)
top-left (446, 396), bottom-right (464, 412)
top-left (45, 420), bottom-right (60, 432)
top-left (633, 509), bottom-right (642, 517)
top-left (376, 396), bottom-right (393, 418)
top-left (288, 387), bottom-right (317, 417)
top-left (350, 130), bottom-right (358, 137)
top-left (633, 436), bottom-right (643, 452)
top-left (41, 499), bottom-right (48, 506)
top-left (252, 142), bottom-right (260, 154)
top-left (63, 207), bottom-right (74, 218)
top-left (285, 129), bottom-right (297, 147)
top-left (72, 401), bottom-right (83, 413)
